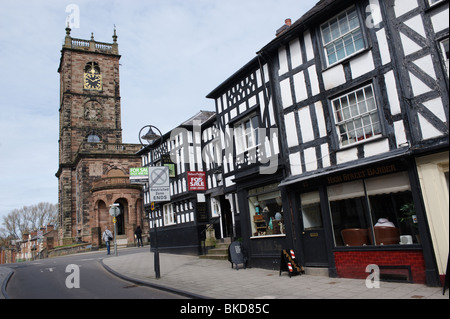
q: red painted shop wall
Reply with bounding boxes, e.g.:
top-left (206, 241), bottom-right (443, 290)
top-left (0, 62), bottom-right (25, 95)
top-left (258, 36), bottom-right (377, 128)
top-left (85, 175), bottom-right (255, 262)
top-left (334, 250), bottom-right (426, 284)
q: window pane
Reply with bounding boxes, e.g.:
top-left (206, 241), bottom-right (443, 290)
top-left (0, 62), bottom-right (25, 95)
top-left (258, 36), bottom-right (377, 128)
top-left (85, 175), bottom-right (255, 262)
top-left (332, 85), bottom-right (381, 146)
top-left (249, 187), bottom-right (283, 237)
top-left (301, 191), bottom-right (323, 230)
top-left (322, 7), bottom-right (363, 65)
top-left (328, 180), bottom-right (370, 246)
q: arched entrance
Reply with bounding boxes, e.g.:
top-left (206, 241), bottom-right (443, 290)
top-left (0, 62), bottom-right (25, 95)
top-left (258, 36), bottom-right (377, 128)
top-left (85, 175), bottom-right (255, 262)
top-left (114, 198), bottom-right (128, 236)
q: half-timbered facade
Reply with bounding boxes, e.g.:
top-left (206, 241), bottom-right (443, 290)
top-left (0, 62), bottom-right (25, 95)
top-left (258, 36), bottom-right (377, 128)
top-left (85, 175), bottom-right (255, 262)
top-left (255, 0), bottom-right (448, 285)
top-left (138, 111), bottom-right (216, 255)
top-left (207, 57), bottom-right (295, 269)
top-left (207, 0), bottom-right (447, 285)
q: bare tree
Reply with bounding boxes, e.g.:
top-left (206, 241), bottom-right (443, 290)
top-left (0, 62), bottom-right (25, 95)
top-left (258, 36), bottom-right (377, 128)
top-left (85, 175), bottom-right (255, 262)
top-left (1, 202), bottom-right (58, 239)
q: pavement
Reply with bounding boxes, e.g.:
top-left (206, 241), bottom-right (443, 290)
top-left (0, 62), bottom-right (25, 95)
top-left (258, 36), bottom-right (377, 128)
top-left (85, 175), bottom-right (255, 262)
top-left (1, 246), bottom-right (448, 300)
top-left (101, 247), bottom-right (449, 300)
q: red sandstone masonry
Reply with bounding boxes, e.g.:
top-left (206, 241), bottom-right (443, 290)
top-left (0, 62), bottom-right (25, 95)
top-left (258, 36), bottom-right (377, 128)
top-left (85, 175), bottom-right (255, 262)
top-left (334, 250), bottom-right (426, 284)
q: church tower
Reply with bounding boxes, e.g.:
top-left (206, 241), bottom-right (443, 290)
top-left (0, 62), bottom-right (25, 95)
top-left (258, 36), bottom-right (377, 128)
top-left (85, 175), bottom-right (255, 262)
top-left (56, 26), bottom-right (143, 245)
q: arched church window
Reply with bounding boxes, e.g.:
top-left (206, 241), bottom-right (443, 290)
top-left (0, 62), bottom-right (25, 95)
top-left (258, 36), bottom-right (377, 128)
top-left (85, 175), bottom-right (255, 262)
top-left (87, 134), bottom-right (101, 143)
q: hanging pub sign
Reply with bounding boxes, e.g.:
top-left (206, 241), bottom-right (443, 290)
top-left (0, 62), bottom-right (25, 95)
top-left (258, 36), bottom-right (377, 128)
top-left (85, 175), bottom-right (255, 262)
top-left (161, 154), bottom-right (176, 177)
top-left (187, 171), bottom-right (207, 191)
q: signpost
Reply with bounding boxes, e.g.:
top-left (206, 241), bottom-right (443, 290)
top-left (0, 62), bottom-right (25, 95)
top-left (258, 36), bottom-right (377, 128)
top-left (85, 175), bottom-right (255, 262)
top-left (109, 204), bottom-right (120, 256)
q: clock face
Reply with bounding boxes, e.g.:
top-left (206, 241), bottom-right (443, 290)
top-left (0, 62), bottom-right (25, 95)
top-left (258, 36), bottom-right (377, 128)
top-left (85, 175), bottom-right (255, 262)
top-left (84, 66), bottom-right (102, 90)
top-left (84, 73), bottom-right (102, 90)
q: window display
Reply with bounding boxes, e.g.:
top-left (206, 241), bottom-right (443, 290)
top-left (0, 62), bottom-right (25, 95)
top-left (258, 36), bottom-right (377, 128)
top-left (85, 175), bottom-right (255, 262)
top-left (248, 184), bottom-right (284, 237)
top-left (328, 171), bottom-right (418, 246)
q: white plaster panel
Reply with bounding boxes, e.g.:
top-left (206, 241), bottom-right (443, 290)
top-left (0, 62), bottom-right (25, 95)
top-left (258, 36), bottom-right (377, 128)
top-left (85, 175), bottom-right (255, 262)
top-left (298, 106), bottom-right (314, 143)
top-left (350, 51), bottom-right (375, 79)
top-left (409, 71), bottom-right (431, 96)
top-left (419, 113), bottom-right (443, 139)
top-left (304, 147), bottom-right (317, 172)
top-left (289, 152), bottom-right (302, 176)
top-left (364, 138), bottom-right (389, 158)
top-left (284, 112), bottom-right (299, 148)
top-left (308, 65), bottom-right (320, 96)
top-left (278, 47), bottom-right (289, 76)
top-left (401, 32), bottom-right (423, 56)
top-left (423, 98), bottom-right (446, 121)
top-left (384, 70), bottom-right (402, 115)
top-left (321, 143), bottom-right (331, 168)
top-left (431, 9), bottom-right (449, 33)
top-left (293, 71), bottom-right (308, 103)
top-left (336, 147), bottom-right (358, 165)
top-left (239, 101), bottom-right (246, 114)
top-left (404, 15), bottom-right (426, 38)
top-left (304, 31), bottom-right (314, 62)
top-left (314, 101), bottom-right (327, 138)
top-left (290, 38), bottom-right (303, 69)
top-left (394, 120), bottom-right (408, 147)
top-left (322, 64), bottom-right (346, 90)
top-left (376, 29), bottom-right (391, 65)
top-left (394, 0), bottom-right (418, 18)
top-left (413, 55), bottom-right (436, 80)
top-left (230, 107), bottom-right (237, 119)
top-left (248, 95), bottom-right (257, 108)
top-left (280, 78), bottom-right (293, 108)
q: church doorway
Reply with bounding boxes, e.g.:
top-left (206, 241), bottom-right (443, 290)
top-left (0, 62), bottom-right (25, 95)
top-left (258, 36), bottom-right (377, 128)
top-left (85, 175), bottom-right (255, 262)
top-left (114, 199), bottom-right (128, 235)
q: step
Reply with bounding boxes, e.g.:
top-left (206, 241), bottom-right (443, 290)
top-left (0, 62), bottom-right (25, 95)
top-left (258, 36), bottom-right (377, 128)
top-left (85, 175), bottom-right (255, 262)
top-left (207, 248), bottom-right (228, 255)
top-left (304, 267), bottom-right (329, 277)
top-left (199, 254), bottom-right (229, 260)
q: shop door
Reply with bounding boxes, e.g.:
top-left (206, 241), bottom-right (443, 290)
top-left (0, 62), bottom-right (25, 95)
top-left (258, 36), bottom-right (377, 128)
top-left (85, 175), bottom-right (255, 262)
top-left (300, 192), bottom-right (328, 266)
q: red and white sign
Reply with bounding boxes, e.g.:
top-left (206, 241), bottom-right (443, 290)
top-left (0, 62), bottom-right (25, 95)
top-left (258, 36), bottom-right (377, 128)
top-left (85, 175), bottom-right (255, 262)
top-left (187, 171), bottom-right (207, 191)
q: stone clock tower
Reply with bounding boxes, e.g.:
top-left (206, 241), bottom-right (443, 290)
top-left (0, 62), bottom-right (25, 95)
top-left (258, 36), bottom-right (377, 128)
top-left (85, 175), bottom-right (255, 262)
top-left (56, 26), bottom-right (144, 246)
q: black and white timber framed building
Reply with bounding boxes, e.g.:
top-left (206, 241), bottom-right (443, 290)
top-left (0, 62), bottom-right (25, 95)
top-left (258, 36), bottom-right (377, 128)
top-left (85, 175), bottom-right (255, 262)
top-left (207, 0), bottom-right (448, 286)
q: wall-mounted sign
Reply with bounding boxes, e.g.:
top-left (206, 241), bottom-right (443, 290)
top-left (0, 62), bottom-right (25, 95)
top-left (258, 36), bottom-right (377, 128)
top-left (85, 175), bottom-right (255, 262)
top-left (187, 171), bottom-right (207, 191)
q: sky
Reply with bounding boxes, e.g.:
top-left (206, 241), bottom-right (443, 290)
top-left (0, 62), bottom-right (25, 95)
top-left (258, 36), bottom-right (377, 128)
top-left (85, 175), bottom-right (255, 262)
top-left (0, 0), bottom-right (317, 220)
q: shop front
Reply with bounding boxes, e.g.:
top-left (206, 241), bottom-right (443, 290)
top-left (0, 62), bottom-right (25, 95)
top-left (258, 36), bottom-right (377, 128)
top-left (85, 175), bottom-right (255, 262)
top-left (238, 173), bottom-right (295, 270)
top-left (283, 158), bottom-right (440, 285)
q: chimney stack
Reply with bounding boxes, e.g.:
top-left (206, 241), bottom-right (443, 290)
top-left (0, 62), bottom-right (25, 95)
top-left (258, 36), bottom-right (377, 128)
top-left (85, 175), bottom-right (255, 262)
top-left (276, 18), bottom-right (292, 37)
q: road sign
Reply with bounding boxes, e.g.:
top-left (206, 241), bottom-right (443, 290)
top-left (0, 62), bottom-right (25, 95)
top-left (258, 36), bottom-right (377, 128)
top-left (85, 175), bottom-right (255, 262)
top-left (148, 167), bottom-right (170, 202)
top-left (109, 206), bottom-right (120, 217)
top-left (113, 217), bottom-right (117, 224)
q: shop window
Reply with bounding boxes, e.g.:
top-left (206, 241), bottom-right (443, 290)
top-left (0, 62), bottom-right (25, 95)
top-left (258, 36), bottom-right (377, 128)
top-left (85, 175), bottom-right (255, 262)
top-left (248, 184), bottom-right (284, 237)
top-left (320, 6), bottom-right (365, 67)
top-left (332, 84), bottom-right (382, 146)
top-left (328, 172), bottom-right (418, 247)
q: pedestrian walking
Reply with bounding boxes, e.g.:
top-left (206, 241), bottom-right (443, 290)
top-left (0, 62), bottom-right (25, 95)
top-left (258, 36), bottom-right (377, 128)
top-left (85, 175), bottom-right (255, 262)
top-left (135, 225), bottom-right (143, 247)
top-left (102, 227), bottom-right (114, 254)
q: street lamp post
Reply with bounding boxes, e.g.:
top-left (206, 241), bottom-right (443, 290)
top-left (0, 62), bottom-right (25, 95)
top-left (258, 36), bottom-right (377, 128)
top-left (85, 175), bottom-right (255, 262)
top-left (139, 125), bottom-right (163, 279)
